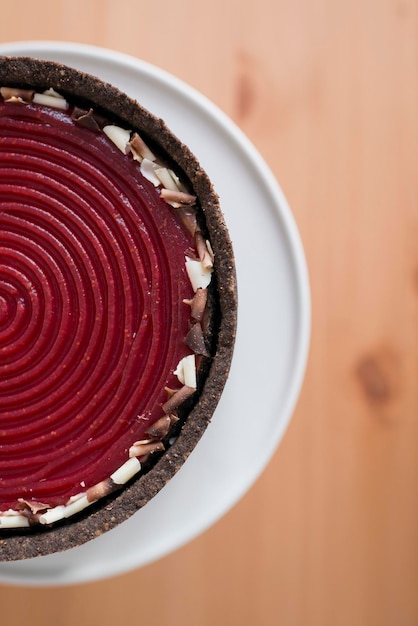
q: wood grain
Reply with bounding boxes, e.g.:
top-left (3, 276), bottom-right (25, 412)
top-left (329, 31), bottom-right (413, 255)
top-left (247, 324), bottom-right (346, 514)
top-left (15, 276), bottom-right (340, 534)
top-left (0, 0), bottom-right (418, 624)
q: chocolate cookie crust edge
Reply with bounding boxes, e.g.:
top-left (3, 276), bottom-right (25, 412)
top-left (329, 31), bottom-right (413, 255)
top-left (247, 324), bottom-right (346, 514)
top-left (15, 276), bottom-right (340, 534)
top-left (0, 56), bottom-right (237, 561)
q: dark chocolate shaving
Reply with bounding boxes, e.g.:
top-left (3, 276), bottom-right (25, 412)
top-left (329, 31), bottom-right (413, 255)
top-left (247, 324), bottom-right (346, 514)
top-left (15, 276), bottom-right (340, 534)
top-left (176, 206), bottom-right (198, 236)
top-left (17, 499), bottom-right (49, 515)
top-left (195, 231), bottom-right (214, 268)
top-left (162, 385), bottom-right (195, 414)
top-left (146, 415), bottom-right (172, 439)
top-left (184, 288), bottom-right (208, 322)
top-left (71, 107), bottom-right (101, 131)
top-left (185, 322), bottom-right (210, 356)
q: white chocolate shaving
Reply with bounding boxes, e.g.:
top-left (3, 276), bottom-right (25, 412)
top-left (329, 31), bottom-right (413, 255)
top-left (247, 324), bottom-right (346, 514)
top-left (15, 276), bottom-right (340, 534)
top-left (103, 125), bottom-right (131, 154)
top-left (39, 505), bottom-right (66, 525)
top-left (0, 512), bottom-right (29, 528)
top-left (110, 457), bottom-right (141, 484)
top-left (33, 92), bottom-right (69, 110)
top-left (155, 167), bottom-right (179, 191)
top-left (64, 494), bottom-right (92, 518)
top-left (167, 169), bottom-right (188, 192)
top-left (140, 158), bottom-right (161, 186)
top-left (43, 88), bottom-right (63, 98)
top-left (174, 354), bottom-right (197, 389)
top-left (185, 256), bottom-right (213, 291)
top-left (206, 239), bottom-right (214, 260)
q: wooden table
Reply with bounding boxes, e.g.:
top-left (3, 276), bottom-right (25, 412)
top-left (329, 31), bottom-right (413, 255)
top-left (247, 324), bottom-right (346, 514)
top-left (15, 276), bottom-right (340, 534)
top-left (1, 1), bottom-right (417, 624)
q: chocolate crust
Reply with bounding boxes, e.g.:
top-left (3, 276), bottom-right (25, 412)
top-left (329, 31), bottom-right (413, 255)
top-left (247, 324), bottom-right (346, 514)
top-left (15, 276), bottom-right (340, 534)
top-left (0, 57), bottom-right (237, 561)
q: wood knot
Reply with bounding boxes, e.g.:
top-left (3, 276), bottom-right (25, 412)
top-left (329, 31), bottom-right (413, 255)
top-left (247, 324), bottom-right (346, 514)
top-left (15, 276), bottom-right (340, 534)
top-left (236, 71), bottom-right (255, 121)
top-left (355, 348), bottom-right (399, 407)
top-left (235, 51), bottom-right (258, 122)
top-left (396, 0), bottom-right (410, 18)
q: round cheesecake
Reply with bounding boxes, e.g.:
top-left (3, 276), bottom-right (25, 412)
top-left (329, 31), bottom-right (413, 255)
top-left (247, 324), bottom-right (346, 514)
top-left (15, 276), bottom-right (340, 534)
top-left (0, 57), bottom-right (237, 560)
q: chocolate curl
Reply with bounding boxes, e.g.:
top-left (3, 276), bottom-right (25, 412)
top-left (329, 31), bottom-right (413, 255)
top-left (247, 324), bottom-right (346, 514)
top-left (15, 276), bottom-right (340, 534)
top-left (160, 188), bottom-right (196, 206)
top-left (183, 288), bottom-right (208, 322)
top-left (162, 385), bottom-right (195, 414)
top-left (86, 478), bottom-right (116, 503)
top-left (0, 87), bottom-right (34, 102)
top-left (17, 499), bottom-right (49, 524)
top-left (110, 457), bottom-right (142, 485)
top-left (146, 415), bottom-right (172, 439)
top-left (185, 322), bottom-right (210, 357)
top-left (129, 132), bottom-right (156, 162)
top-left (176, 206), bottom-right (198, 236)
top-left (17, 499), bottom-right (49, 515)
top-left (0, 514), bottom-right (30, 529)
top-left (129, 439), bottom-right (165, 458)
top-left (72, 107), bottom-right (101, 131)
top-left (195, 231), bottom-right (214, 270)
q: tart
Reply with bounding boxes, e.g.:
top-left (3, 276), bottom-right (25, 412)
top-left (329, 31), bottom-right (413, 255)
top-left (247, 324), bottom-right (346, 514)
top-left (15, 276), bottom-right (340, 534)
top-left (0, 57), bottom-right (237, 560)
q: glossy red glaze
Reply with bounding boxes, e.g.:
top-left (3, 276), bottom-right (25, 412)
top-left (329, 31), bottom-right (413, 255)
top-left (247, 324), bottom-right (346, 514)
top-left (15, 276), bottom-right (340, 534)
top-left (0, 100), bottom-right (195, 508)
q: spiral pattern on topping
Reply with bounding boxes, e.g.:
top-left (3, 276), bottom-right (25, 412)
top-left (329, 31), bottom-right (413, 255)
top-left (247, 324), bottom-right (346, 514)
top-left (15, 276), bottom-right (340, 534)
top-left (0, 102), bottom-right (194, 507)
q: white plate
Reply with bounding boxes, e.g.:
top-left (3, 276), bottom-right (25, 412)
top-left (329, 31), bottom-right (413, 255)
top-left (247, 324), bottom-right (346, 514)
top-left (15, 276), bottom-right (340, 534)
top-left (0, 41), bottom-right (310, 586)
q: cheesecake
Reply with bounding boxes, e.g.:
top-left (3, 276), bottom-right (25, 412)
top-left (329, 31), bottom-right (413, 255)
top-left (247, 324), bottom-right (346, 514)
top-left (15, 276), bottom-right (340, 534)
top-left (0, 57), bottom-right (237, 560)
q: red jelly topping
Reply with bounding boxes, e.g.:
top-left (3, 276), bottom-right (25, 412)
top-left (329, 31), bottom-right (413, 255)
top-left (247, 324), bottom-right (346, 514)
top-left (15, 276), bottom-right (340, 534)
top-left (0, 100), bottom-right (195, 509)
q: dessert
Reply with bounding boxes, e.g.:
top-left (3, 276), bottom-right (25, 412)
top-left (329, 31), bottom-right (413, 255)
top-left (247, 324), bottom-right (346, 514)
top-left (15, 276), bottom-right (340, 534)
top-left (0, 57), bottom-right (237, 560)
